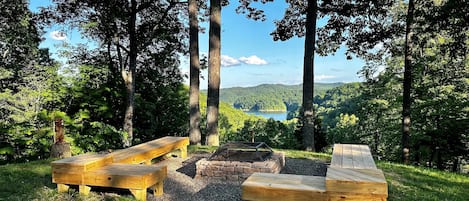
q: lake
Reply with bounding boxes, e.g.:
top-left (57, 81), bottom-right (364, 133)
top-left (245, 111), bottom-right (288, 121)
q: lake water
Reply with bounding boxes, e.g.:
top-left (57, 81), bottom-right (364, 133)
top-left (245, 111), bottom-right (288, 121)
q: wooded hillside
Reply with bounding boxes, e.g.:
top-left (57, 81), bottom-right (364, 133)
top-left (204, 83), bottom-right (343, 112)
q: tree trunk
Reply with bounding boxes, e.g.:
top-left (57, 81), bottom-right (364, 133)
top-left (452, 157), bottom-right (459, 172)
top-left (189, 0), bottom-right (202, 145)
top-left (123, 0), bottom-right (138, 147)
top-left (401, 0), bottom-right (415, 164)
top-left (206, 0), bottom-right (221, 146)
top-left (301, 0), bottom-right (317, 152)
top-left (50, 142), bottom-right (71, 158)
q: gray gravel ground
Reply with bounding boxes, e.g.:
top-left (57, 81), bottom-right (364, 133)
top-left (145, 153), bottom-right (327, 201)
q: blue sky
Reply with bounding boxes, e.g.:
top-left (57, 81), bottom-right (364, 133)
top-left (30, 1), bottom-right (365, 89)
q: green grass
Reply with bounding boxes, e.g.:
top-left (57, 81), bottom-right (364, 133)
top-left (1, 148), bottom-right (468, 201)
top-left (275, 148), bottom-right (332, 161)
top-left (378, 161), bottom-right (469, 201)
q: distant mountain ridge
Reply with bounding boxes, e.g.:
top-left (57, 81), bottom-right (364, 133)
top-left (203, 83), bottom-right (344, 112)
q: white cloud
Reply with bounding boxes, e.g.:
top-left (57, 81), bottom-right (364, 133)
top-left (219, 54), bottom-right (269, 67)
top-left (50, 31), bottom-right (67, 41)
top-left (221, 55), bottom-right (241, 67)
top-left (314, 75), bottom-right (337, 81)
top-left (239, 55), bottom-right (268, 65)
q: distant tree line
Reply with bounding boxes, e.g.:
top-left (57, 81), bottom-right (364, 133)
top-left (214, 83), bottom-right (341, 112)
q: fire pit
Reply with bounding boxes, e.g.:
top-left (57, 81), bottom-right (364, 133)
top-left (196, 142), bottom-right (285, 181)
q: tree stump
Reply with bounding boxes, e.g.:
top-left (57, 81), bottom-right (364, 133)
top-left (51, 142), bottom-right (71, 158)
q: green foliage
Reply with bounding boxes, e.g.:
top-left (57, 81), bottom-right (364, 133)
top-left (316, 13), bottom-right (469, 167)
top-left (228, 118), bottom-right (300, 149)
top-left (134, 69), bottom-right (189, 142)
top-left (199, 93), bottom-right (258, 143)
top-left (327, 113), bottom-right (360, 144)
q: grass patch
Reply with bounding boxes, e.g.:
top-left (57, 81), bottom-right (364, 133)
top-left (378, 161), bottom-right (469, 201)
top-left (188, 145), bottom-right (218, 154)
top-left (275, 148), bottom-right (331, 161)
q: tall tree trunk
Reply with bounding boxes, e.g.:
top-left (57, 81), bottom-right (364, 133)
top-left (123, 0), bottom-right (138, 147)
top-left (301, 0), bottom-right (317, 152)
top-left (402, 0), bottom-right (414, 164)
top-left (189, 0), bottom-right (202, 145)
top-left (206, 0), bottom-right (221, 146)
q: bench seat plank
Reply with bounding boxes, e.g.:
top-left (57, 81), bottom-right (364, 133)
top-left (331, 144), bottom-right (377, 170)
top-left (330, 143), bottom-right (343, 167)
top-left (52, 153), bottom-right (113, 174)
top-left (84, 164), bottom-right (166, 190)
top-left (110, 136), bottom-right (189, 164)
top-left (242, 173), bottom-right (328, 201)
top-left (326, 166), bottom-right (387, 195)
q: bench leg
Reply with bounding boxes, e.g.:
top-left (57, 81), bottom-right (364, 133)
top-left (79, 185), bottom-right (91, 195)
top-left (180, 146), bottom-right (187, 158)
top-left (57, 184), bottom-right (69, 193)
top-left (130, 189), bottom-right (147, 201)
top-left (151, 181), bottom-right (164, 196)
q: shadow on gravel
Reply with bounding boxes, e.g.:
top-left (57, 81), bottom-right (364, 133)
top-left (176, 154), bottom-right (209, 178)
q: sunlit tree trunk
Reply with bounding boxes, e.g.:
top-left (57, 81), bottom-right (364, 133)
top-left (189, 0), bottom-right (202, 145)
top-left (301, 0), bottom-right (317, 152)
top-left (402, 0), bottom-right (414, 164)
top-left (206, 0), bottom-right (221, 146)
top-left (123, 0), bottom-right (138, 147)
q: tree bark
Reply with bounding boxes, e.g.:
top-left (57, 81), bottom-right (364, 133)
top-left (206, 0), bottom-right (221, 146)
top-left (402, 0), bottom-right (414, 164)
top-left (301, 0), bottom-right (317, 152)
top-left (123, 0), bottom-right (138, 147)
top-left (189, 0), bottom-right (202, 145)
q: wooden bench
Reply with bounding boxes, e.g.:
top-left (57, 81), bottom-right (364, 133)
top-left (326, 144), bottom-right (387, 201)
top-left (52, 153), bottom-right (166, 201)
top-left (52, 136), bottom-right (189, 201)
top-left (242, 144), bottom-right (388, 201)
top-left (110, 136), bottom-right (189, 164)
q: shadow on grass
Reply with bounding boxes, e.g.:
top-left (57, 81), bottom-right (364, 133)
top-left (0, 160), bottom-right (55, 200)
top-left (379, 162), bottom-right (469, 201)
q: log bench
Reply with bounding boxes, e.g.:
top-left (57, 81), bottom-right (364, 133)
top-left (52, 136), bottom-right (189, 201)
top-left (241, 144), bottom-right (388, 201)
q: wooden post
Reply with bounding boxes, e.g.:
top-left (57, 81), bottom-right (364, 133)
top-left (55, 118), bottom-right (65, 143)
top-left (130, 189), bottom-right (147, 201)
top-left (152, 181), bottom-right (164, 196)
top-left (51, 118), bottom-right (71, 158)
top-left (57, 184), bottom-right (69, 193)
top-left (180, 146), bottom-right (187, 158)
top-left (79, 185), bottom-right (91, 195)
